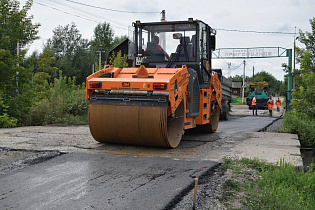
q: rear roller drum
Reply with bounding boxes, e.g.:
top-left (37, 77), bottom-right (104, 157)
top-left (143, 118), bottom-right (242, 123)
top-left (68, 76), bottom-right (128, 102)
top-left (221, 101), bottom-right (230, 121)
top-left (196, 103), bottom-right (220, 133)
top-left (209, 105), bottom-right (220, 132)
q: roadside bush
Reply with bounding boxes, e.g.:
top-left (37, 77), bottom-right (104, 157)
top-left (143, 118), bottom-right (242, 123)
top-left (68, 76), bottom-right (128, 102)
top-left (281, 49), bottom-right (315, 149)
top-left (29, 71), bottom-right (88, 125)
top-left (0, 96), bottom-right (17, 128)
top-left (282, 113), bottom-right (315, 149)
top-left (108, 50), bottom-right (128, 68)
top-left (30, 98), bottom-right (51, 125)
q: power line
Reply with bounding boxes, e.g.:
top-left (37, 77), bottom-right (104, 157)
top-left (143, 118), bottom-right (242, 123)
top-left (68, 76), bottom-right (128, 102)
top-left (35, 2), bottom-right (99, 23)
top-left (34, 1), bottom-right (127, 31)
top-left (46, 0), bottom-right (128, 29)
top-left (230, 61), bottom-right (244, 71)
top-left (215, 28), bottom-right (296, 35)
top-left (64, 0), bottom-right (160, 14)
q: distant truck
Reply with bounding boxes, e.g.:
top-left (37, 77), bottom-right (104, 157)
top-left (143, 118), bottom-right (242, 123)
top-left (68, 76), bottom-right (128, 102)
top-left (246, 82), bottom-right (269, 109)
top-left (213, 69), bottom-right (232, 120)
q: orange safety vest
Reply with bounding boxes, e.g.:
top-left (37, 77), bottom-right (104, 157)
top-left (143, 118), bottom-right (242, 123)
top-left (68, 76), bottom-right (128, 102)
top-left (268, 99), bottom-right (274, 110)
top-left (252, 97), bottom-right (256, 106)
top-left (276, 99), bottom-right (281, 107)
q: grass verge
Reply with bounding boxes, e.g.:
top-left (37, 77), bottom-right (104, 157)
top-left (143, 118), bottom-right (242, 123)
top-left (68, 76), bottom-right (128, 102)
top-left (219, 157), bottom-right (315, 209)
top-left (231, 97), bottom-right (246, 106)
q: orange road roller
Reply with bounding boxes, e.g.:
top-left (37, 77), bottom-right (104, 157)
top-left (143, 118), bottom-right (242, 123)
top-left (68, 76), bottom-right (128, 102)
top-left (86, 19), bottom-right (222, 148)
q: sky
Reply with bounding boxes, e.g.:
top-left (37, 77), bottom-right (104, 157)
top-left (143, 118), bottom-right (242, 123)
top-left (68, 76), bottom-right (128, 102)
top-left (19, 0), bottom-right (315, 81)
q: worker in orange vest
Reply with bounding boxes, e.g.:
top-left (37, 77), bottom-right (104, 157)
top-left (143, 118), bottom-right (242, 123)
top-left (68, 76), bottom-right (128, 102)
top-left (252, 95), bottom-right (258, 116)
top-left (267, 96), bottom-right (274, 116)
top-left (276, 97), bottom-right (281, 112)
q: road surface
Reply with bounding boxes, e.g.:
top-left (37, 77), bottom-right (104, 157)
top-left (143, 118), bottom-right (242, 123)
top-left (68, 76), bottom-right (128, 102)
top-left (0, 105), bottom-right (299, 210)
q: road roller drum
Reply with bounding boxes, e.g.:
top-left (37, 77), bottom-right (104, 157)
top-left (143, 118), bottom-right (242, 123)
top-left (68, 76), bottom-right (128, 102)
top-left (89, 102), bottom-right (185, 148)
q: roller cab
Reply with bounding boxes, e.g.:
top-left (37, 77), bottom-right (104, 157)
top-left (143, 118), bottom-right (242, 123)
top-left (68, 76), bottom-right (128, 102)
top-left (86, 19), bottom-right (222, 148)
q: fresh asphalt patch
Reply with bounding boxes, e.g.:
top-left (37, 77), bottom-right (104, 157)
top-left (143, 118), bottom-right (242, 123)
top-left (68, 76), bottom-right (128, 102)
top-left (0, 152), bottom-right (218, 210)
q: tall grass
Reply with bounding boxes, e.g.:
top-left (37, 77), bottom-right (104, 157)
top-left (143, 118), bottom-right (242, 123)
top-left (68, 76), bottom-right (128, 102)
top-left (282, 112), bottom-right (315, 149)
top-left (221, 158), bottom-right (315, 209)
top-left (250, 160), bottom-right (315, 209)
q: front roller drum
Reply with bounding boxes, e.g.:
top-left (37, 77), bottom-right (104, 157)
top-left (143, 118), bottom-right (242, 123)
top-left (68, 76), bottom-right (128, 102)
top-left (88, 103), bottom-right (185, 148)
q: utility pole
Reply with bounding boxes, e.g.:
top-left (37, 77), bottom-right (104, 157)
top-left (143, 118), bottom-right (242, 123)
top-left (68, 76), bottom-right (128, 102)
top-left (287, 49), bottom-right (293, 111)
top-left (228, 62), bottom-right (231, 78)
top-left (96, 51), bottom-right (105, 71)
top-left (242, 60), bottom-right (245, 104)
top-left (160, 10), bottom-right (166, 50)
top-left (252, 66), bottom-right (254, 82)
top-left (161, 10), bottom-right (165, 21)
top-left (293, 26), bottom-right (296, 89)
top-left (16, 41), bottom-right (20, 93)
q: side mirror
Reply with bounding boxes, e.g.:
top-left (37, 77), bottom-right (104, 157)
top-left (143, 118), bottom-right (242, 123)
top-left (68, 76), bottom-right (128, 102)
top-left (210, 35), bottom-right (216, 50)
top-left (173, 33), bottom-right (182, 39)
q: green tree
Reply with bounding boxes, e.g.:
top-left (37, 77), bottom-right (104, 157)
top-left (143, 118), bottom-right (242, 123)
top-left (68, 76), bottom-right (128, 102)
top-left (0, 0), bottom-right (40, 93)
top-left (291, 50), bottom-right (315, 118)
top-left (90, 22), bottom-right (114, 60)
top-left (0, 0), bottom-right (40, 54)
top-left (279, 78), bottom-right (287, 96)
top-left (46, 23), bottom-right (93, 83)
top-left (253, 71), bottom-right (281, 96)
top-left (46, 23), bottom-right (88, 57)
top-left (296, 17), bottom-right (315, 73)
top-left (90, 23), bottom-right (127, 65)
top-left (231, 71), bottom-right (283, 96)
top-left (291, 17), bottom-right (315, 117)
top-left (0, 0), bottom-right (40, 127)
top-left (37, 49), bottom-right (58, 78)
top-left (282, 17), bottom-right (315, 149)
top-left (229, 75), bottom-right (251, 82)
top-left (23, 50), bottom-right (40, 73)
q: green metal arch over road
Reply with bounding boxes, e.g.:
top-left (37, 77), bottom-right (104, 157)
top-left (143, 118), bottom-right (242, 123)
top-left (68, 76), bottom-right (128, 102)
top-left (212, 47), bottom-right (292, 110)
